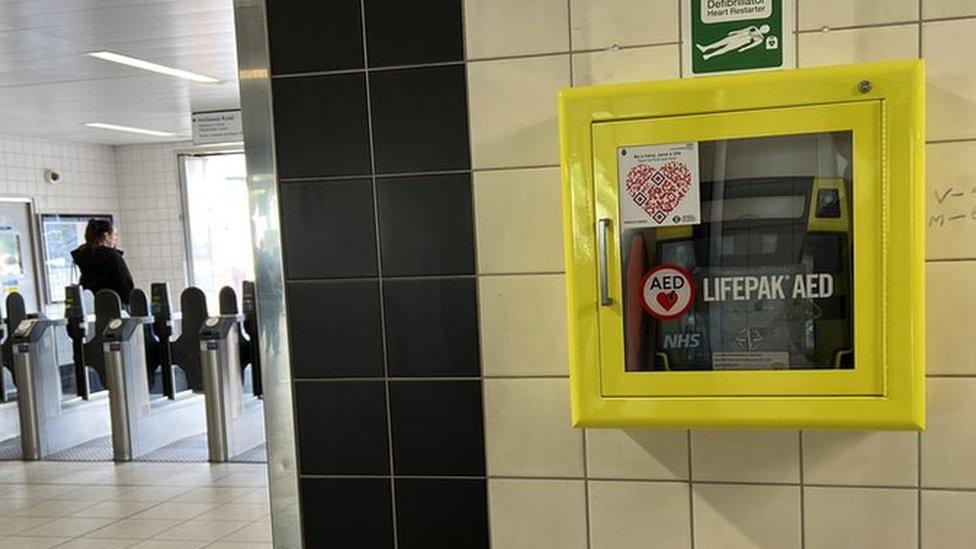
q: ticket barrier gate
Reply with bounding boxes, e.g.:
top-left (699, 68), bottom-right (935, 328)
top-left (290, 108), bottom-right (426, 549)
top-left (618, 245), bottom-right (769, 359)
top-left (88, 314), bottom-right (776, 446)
top-left (64, 285), bottom-right (102, 400)
top-left (200, 313), bottom-right (265, 462)
top-left (0, 357), bottom-right (16, 442)
top-left (14, 317), bottom-right (111, 460)
top-left (101, 291), bottom-right (207, 461)
top-left (0, 294), bottom-right (25, 445)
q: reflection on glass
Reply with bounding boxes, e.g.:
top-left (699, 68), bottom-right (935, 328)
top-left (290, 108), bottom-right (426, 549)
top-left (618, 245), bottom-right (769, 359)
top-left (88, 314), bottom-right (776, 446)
top-left (621, 132), bottom-right (853, 371)
top-left (0, 233), bottom-right (23, 278)
top-left (39, 214), bottom-right (113, 303)
top-left (183, 153), bottom-right (255, 311)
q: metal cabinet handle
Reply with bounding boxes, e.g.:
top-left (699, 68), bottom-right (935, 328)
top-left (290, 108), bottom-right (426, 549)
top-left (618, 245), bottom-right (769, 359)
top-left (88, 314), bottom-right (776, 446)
top-left (598, 218), bottom-right (612, 306)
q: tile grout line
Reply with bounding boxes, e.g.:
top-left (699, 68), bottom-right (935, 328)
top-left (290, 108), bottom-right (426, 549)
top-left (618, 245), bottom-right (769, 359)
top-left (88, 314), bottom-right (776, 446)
top-left (796, 19), bottom-right (924, 34)
top-left (792, 0), bottom-right (807, 549)
top-left (251, 472), bottom-right (946, 486)
top-left (285, 271), bottom-right (568, 285)
top-left (286, 274), bottom-right (480, 284)
top-left (687, 429), bottom-right (695, 549)
top-left (460, 1), bottom-right (496, 546)
top-left (799, 430), bottom-right (806, 549)
top-left (918, 429), bottom-right (923, 549)
top-left (357, 0), bottom-right (398, 546)
top-left (677, 0), bottom-right (685, 78)
top-left (565, 3), bottom-right (593, 547)
top-left (277, 162), bottom-right (563, 182)
top-left (918, 0), bottom-right (924, 63)
top-left (678, 5), bottom-right (692, 546)
top-left (268, 40), bottom-right (684, 80)
top-left (794, 0), bottom-right (799, 69)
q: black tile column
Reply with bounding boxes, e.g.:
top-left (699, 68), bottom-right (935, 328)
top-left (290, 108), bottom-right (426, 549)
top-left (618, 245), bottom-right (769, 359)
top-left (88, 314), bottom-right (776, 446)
top-left (266, 1), bottom-right (486, 547)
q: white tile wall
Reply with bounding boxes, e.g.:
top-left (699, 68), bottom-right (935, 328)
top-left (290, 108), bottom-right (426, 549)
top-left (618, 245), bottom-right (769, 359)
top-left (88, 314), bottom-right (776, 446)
top-left (114, 142), bottom-right (190, 296)
top-left (798, 0), bottom-right (918, 30)
top-left (0, 134), bottom-right (119, 215)
top-left (693, 484), bottom-right (802, 549)
top-left (804, 487), bottom-right (917, 549)
top-left (0, 134), bottom-right (189, 303)
top-left (470, 1), bottom-right (976, 547)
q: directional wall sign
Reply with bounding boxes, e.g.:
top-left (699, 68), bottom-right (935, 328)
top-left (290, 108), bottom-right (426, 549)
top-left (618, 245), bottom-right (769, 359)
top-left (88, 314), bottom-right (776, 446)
top-left (683, 0), bottom-right (794, 76)
top-left (192, 109), bottom-right (243, 145)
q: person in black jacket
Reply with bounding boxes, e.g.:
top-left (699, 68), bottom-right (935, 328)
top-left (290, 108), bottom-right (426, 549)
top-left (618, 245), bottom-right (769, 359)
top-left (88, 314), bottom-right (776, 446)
top-left (71, 219), bottom-right (135, 305)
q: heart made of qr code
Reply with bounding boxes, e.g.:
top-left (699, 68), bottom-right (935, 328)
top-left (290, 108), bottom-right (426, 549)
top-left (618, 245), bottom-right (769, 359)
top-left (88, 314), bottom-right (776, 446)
top-left (625, 161), bottom-right (693, 224)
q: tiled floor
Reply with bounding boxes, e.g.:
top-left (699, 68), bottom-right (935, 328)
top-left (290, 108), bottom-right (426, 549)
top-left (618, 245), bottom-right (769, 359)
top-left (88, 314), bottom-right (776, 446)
top-left (0, 461), bottom-right (272, 548)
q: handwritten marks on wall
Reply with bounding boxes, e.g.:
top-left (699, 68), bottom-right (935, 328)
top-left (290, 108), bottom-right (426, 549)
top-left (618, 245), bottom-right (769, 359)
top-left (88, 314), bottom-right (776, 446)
top-left (927, 142), bottom-right (976, 260)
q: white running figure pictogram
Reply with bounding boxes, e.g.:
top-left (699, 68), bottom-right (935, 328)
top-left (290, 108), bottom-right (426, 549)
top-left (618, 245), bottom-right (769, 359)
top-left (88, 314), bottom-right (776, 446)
top-left (696, 24), bottom-right (770, 60)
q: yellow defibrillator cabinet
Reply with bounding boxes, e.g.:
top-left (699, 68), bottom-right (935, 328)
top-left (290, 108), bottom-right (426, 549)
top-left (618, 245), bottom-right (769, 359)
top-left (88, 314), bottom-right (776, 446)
top-left (560, 60), bottom-right (925, 429)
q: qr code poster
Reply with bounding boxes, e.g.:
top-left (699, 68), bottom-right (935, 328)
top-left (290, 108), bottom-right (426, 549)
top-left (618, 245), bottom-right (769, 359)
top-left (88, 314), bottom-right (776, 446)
top-left (618, 142), bottom-right (702, 228)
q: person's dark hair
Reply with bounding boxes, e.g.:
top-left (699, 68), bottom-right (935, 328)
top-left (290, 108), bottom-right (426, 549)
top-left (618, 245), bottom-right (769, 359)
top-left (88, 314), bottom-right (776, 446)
top-left (84, 219), bottom-right (114, 248)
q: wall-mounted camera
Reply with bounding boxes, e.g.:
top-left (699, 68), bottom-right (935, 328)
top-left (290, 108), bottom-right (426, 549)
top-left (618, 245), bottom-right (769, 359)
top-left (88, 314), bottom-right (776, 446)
top-left (43, 168), bottom-right (61, 185)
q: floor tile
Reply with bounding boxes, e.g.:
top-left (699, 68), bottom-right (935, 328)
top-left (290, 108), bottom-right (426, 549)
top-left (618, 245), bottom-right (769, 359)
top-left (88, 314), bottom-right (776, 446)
top-left (10, 500), bottom-right (96, 518)
top-left (71, 500), bottom-right (158, 519)
top-left (153, 519), bottom-right (249, 543)
top-left (18, 517), bottom-right (115, 538)
top-left (219, 520), bottom-right (272, 543)
top-left (87, 518), bottom-right (183, 540)
top-left (0, 517), bottom-right (53, 537)
top-left (57, 539), bottom-right (133, 549)
top-left (195, 503), bottom-right (270, 522)
top-left (172, 487), bottom-right (255, 504)
top-left (0, 537), bottom-right (71, 548)
top-left (114, 486), bottom-right (189, 503)
top-left (233, 489), bottom-right (270, 505)
top-left (129, 502), bottom-right (217, 521)
top-left (127, 541), bottom-right (208, 549)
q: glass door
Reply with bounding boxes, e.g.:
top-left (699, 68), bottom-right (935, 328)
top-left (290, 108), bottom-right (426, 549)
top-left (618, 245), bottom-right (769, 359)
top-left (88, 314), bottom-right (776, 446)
top-left (593, 101), bottom-right (884, 398)
top-left (180, 152), bottom-right (255, 311)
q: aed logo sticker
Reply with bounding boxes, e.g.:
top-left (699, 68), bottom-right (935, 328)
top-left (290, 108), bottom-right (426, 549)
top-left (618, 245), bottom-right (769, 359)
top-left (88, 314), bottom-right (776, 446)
top-left (641, 264), bottom-right (696, 320)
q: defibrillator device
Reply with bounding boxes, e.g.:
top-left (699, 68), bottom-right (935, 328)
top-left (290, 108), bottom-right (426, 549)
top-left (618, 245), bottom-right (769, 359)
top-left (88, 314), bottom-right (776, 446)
top-left (560, 61), bottom-right (925, 429)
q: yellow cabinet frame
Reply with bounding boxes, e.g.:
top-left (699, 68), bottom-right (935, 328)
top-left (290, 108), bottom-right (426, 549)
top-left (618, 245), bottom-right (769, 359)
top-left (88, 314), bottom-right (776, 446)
top-left (559, 61), bottom-right (925, 429)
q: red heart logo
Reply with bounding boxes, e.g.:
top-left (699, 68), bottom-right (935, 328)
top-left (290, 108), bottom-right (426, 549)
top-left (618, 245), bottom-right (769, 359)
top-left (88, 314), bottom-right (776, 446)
top-left (625, 161), bottom-right (693, 224)
top-left (656, 290), bottom-right (679, 311)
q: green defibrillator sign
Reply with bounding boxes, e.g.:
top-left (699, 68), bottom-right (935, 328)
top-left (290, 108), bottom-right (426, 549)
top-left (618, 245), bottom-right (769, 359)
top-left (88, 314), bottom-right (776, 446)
top-left (686, 0), bottom-right (790, 75)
